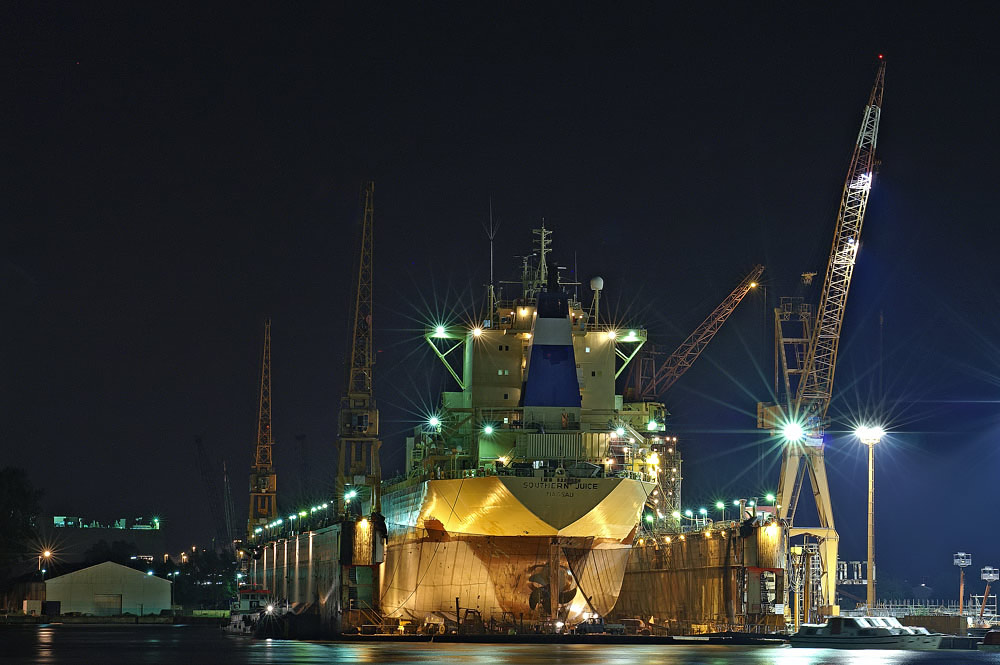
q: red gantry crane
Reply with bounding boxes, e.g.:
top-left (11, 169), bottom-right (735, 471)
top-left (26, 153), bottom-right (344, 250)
top-left (758, 58), bottom-right (886, 615)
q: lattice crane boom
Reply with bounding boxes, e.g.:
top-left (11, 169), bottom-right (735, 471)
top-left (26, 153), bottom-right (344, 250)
top-left (795, 61), bottom-right (885, 421)
top-left (764, 59), bottom-right (886, 616)
top-left (348, 186), bottom-right (375, 397)
top-left (638, 264), bottom-right (764, 400)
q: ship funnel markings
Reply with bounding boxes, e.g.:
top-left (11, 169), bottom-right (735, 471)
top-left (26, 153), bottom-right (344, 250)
top-left (523, 291), bottom-right (581, 408)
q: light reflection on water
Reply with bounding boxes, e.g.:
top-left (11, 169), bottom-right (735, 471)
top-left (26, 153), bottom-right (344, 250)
top-left (2, 626), bottom-right (998, 665)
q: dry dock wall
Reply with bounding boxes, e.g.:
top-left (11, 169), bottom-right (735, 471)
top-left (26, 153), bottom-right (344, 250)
top-left (612, 525), bottom-right (785, 634)
top-left (249, 524), bottom-right (346, 633)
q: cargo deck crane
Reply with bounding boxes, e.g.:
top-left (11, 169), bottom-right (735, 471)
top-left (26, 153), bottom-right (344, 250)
top-left (628, 264), bottom-right (763, 401)
top-left (758, 58), bottom-right (885, 615)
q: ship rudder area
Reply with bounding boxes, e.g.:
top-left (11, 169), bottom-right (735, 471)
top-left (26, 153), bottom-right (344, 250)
top-left (380, 525), bottom-right (633, 631)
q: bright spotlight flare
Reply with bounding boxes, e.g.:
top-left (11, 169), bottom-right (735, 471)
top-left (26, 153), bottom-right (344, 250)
top-left (781, 421), bottom-right (805, 442)
top-left (855, 425), bottom-right (885, 445)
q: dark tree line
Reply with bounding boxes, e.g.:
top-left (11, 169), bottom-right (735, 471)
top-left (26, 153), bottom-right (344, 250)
top-left (0, 467), bottom-right (42, 581)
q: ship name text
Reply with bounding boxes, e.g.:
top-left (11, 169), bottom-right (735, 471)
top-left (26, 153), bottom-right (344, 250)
top-left (521, 481), bottom-right (600, 491)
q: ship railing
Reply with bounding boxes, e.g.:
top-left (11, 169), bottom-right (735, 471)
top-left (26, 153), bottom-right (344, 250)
top-left (424, 464), bottom-right (652, 482)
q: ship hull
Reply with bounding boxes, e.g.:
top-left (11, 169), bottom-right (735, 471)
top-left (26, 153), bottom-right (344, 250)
top-left (380, 474), bottom-right (653, 624)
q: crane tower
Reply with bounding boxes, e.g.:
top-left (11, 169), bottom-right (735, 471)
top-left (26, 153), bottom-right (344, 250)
top-left (335, 182), bottom-right (382, 515)
top-left (758, 59), bottom-right (885, 614)
top-left (247, 319), bottom-right (277, 540)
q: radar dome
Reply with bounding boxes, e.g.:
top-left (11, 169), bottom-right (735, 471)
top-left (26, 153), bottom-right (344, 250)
top-left (590, 276), bottom-right (604, 291)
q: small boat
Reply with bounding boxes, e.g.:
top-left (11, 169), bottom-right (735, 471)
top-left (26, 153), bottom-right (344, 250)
top-left (223, 585), bottom-right (283, 636)
top-left (979, 630), bottom-right (1000, 651)
top-left (790, 616), bottom-right (942, 650)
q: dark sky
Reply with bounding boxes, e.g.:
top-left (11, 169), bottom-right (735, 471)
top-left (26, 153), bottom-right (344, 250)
top-left (5, 3), bottom-right (999, 595)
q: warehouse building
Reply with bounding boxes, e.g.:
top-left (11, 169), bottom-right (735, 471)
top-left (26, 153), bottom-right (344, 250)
top-left (45, 561), bottom-right (171, 615)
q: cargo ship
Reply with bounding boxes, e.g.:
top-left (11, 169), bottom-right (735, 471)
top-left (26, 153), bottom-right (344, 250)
top-left (375, 224), bottom-right (676, 627)
top-left (247, 225), bottom-right (683, 633)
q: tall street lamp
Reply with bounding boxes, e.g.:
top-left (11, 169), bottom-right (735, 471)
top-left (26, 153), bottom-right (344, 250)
top-left (38, 550), bottom-right (52, 579)
top-left (855, 425), bottom-right (884, 610)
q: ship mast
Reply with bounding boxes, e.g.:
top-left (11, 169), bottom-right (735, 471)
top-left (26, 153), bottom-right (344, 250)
top-left (485, 198), bottom-right (499, 322)
top-left (532, 221), bottom-right (551, 293)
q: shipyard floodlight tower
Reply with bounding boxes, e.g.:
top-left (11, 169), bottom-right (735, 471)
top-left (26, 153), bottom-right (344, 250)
top-left (335, 181), bottom-right (382, 515)
top-left (855, 425), bottom-right (884, 610)
top-left (628, 264), bottom-right (764, 401)
top-left (758, 58), bottom-right (885, 614)
top-left (955, 552), bottom-right (972, 616)
top-left (248, 319), bottom-right (278, 541)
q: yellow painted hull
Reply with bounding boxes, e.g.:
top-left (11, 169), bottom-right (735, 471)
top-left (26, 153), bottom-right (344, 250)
top-left (380, 475), bottom-right (653, 623)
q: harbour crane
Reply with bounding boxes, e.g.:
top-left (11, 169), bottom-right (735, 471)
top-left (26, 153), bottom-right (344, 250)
top-left (194, 435), bottom-right (229, 552)
top-left (333, 182), bottom-right (385, 626)
top-left (758, 58), bottom-right (886, 614)
top-left (627, 264), bottom-right (764, 401)
top-left (334, 182), bottom-right (382, 516)
top-left (222, 461), bottom-right (236, 549)
top-left (247, 319), bottom-right (278, 541)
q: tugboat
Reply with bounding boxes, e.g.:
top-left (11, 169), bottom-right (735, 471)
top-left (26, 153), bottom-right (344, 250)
top-left (223, 585), bottom-right (282, 636)
top-left (790, 616), bottom-right (942, 649)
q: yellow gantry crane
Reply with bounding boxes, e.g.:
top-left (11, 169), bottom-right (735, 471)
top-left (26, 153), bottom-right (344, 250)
top-left (758, 58), bottom-right (886, 615)
top-left (335, 181), bottom-right (382, 515)
top-left (628, 264), bottom-right (764, 401)
top-left (248, 319), bottom-right (278, 541)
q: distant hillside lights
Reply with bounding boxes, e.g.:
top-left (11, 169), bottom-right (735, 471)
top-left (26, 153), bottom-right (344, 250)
top-left (52, 515), bottom-right (161, 530)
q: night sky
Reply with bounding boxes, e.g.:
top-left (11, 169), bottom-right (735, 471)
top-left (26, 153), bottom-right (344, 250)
top-left (6, 4), bottom-right (999, 597)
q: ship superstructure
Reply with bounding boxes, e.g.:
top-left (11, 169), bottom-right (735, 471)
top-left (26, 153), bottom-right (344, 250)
top-left (375, 225), bottom-right (679, 627)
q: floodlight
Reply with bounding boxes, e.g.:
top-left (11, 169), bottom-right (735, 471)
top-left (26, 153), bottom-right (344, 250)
top-left (782, 422), bottom-right (805, 441)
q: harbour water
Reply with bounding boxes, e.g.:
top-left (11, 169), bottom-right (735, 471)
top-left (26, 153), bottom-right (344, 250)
top-left (1, 625), bottom-right (996, 665)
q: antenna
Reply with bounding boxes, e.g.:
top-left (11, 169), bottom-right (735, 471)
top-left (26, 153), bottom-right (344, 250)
top-left (484, 197), bottom-right (501, 321)
top-left (574, 251), bottom-right (578, 302)
top-left (489, 198), bottom-right (495, 287)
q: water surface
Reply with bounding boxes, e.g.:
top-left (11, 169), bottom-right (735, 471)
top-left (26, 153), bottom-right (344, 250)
top-left (2, 625), bottom-right (997, 665)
